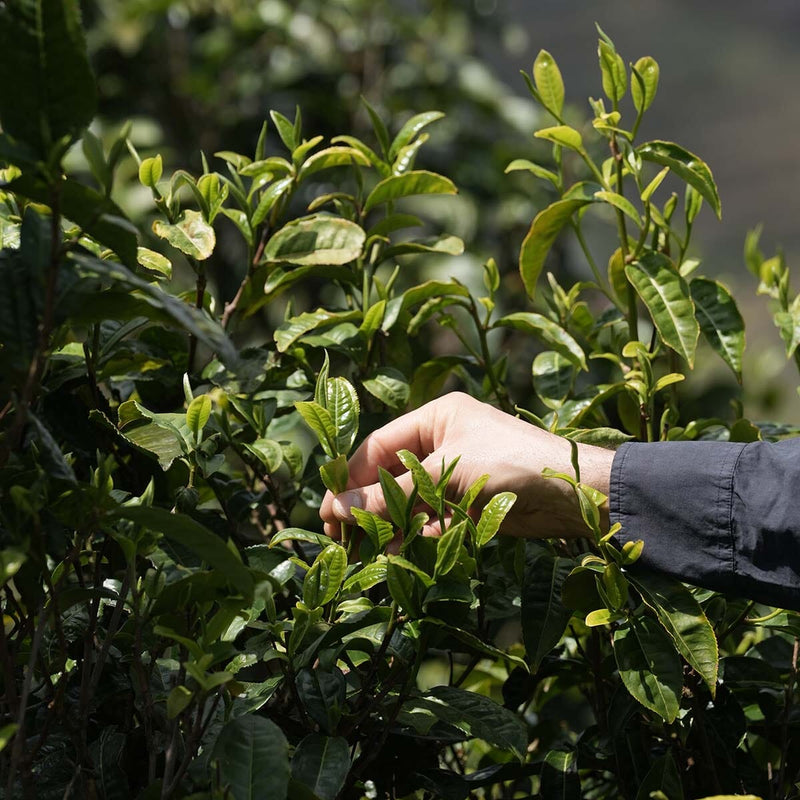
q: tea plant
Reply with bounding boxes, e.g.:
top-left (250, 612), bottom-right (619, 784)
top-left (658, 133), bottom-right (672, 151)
top-left (1, 3), bottom-right (799, 799)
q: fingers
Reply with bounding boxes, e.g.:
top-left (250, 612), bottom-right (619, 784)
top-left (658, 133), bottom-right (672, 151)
top-left (319, 468), bottom-right (417, 524)
top-left (345, 399), bottom-right (444, 488)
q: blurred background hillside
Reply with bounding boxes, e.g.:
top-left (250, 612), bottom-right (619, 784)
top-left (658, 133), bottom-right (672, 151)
top-left (81, 0), bottom-right (800, 421)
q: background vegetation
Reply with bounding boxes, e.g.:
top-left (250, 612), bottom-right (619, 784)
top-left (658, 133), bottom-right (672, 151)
top-left (2, 2), bottom-right (800, 799)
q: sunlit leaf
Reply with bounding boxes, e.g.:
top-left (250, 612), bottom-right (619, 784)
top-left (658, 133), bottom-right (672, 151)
top-left (153, 209), bottom-right (215, 260)
top-left (625, 253), bottom-right (699, 366)
top-left (363, 170), bottom-right (457, 213)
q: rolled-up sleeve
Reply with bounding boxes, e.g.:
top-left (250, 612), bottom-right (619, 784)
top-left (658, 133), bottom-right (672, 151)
top-left (610, 439), bottom-right (800, 610)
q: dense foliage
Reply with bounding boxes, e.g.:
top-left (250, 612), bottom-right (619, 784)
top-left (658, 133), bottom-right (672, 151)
top-left (2, 2), bottom-right (800, 799)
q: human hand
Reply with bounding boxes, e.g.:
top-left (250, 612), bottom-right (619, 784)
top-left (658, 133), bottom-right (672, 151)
top-left (319, 392), bottom-right (614, 540)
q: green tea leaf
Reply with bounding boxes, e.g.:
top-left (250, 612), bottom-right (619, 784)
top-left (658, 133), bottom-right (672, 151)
top-left (213, 716), bottom-right (290, 800)
top-left (342, 560), bottom-right (388, 593)
top-left (625, 253), bottom-right (699, 366)
top-left (630, 571), bottom-right (718, 693)
top-left (0, 0), bottom-right (96, 156)
top-left (110, 506), bottom-right (253, 598)
top-left (252, 176), bottom-right (293, 227)
top-left (533, 50), bottom-right (565, 117)
top-left (153, 209), bottom-right (216, 260)
top-left (505, 158), bottom-right (559, 185)
top-left (518, 199), bottom-right (593, 298)
top-left (299, 145), bottom-right (371, 179)
top-left (304, 545), bottom-right (347, 609)
top-left (631, 56), bottom-right (660, 113)
top-left (388, 111), bottom-right (445, 160)
top-left (396, 449), bottom-right (438, 508)
top-left (594, 191), bottom-right (641, 227)
top-left (363, 367), bottom-right (410, 410)
top-left (598, 40), bottom-right (627, 103)
top-left (275, 309), bottom-right (360, 352)
top-left (638, 140), bottom-right (721, 219)
top-left (387, 559), bottom-right (422, 617)
top-left (264, 215), bottom-right (365, 265)
top-left (415, 685), bottom-right (528, 760)
top-left (534, 125), bottom-right (583, 151)
top-left (137, 247), bottom-right (172, 279)
top-left (291, 734), bottom-right (350, 800)
top-left (295, 401), bottom-right (338, 458)
top-left (690, 277), bottom-right (745, 381)
top-left (495, 312), bottom-right (587, 370)
top-left (541, 749), bottom-right (580, 800)
top-left (269, 528), bottom-right (333, 549)
top-left (351, 508), bottom-right (394, 552)
top-left (246, 438), bottom-right (285, 474)
top-left (613, 617), bottom-right (682, 722)
top-left (475, 492), bottom-right (516, 547)
top-left (522, 553), bottom-right (573, 669)
top-left (533, 350), bottom-right (576, 409)
top-left (323, 377), bottom-right (360, 456)
top-left (139, 155), bottom-right (163, 188)
top-left (320, 454), bottom-right (349, 495)
top-left (186, 394), bottom-right (212, 442)
top-left (378, 467), bottom-right (409, 530)
top-left (363, 170), bottom-right (457, 213)
top-left (434, 520), bottom-right (467, 578)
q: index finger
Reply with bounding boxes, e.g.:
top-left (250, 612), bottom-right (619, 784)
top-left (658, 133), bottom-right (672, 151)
top-left (346, 401), bottom-right (439, 488)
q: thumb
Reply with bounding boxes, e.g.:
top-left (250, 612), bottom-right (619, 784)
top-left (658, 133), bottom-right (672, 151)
top-left (324, 470), bottom-right (417, 524)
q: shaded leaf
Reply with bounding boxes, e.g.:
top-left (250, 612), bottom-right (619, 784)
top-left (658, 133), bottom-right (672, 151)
top-left (213, 716), bottom-right (290, 800)
top-left (522, 553), bottom-right (573, 669)
top-left (690, 278), bottom-right (745, 380)
top-left (613, 617), bottom-right (682, 722)
top-left (533, 350), bottom-right (576, 409)
top-left (291, 735), bottom-right (350, 800)
top-left (0, 0), bottom-right (96, 156)
top-left (631, 570), bottom-right (718, 694)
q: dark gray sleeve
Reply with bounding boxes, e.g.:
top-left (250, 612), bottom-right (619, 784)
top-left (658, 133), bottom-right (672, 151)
top-left (610, 439), bottom-right (800, 610)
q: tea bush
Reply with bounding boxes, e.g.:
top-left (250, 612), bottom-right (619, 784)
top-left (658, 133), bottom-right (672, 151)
top-left (1, 3), bottom-right (799, 799)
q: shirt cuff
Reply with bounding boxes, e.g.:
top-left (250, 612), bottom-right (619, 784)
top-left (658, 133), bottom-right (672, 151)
top-left (609, 440), bottom-right (746, 596)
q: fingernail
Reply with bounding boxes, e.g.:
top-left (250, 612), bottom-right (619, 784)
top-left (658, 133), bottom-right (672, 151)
top-left (332, 491), bottom-right (362, 522)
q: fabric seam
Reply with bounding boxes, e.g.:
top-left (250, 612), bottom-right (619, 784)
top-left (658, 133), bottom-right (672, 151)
top-left (723, 443), bottom-right (747, 590)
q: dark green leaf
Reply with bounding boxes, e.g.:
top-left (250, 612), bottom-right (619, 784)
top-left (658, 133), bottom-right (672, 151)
top-left (519, 199), bottom-right (593, 298)
top-left (11, 175), bottom-right (138, 266)
top-left (387, 559), bottom-right (423, 617)
top-left (213, 715), bottom-right (290, 800)
top-left (416, 685), bottom-right (528, 760)
top-left (0, 0), bottom-right (96, 156)
top-left (109, 506), bottom-right (253, 599)
top-left (613, 617), bottom-right (682, 722)
top-left (635, 753), bottom-right (684, 800)
top-left (522, 553), bottom-right (573, 669)
top-left (291, 735), bottom-right (349, 800)
top-left (638, 140), bottom-right (721, 219)
top-left (541, 749), bottom-right (581, 800)
top-left (690, 277), bottom-right (745, 380)
top-left (363, 367), bottom-right (410, 410)
top-left (630, 571), bottom-right (718, 694)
